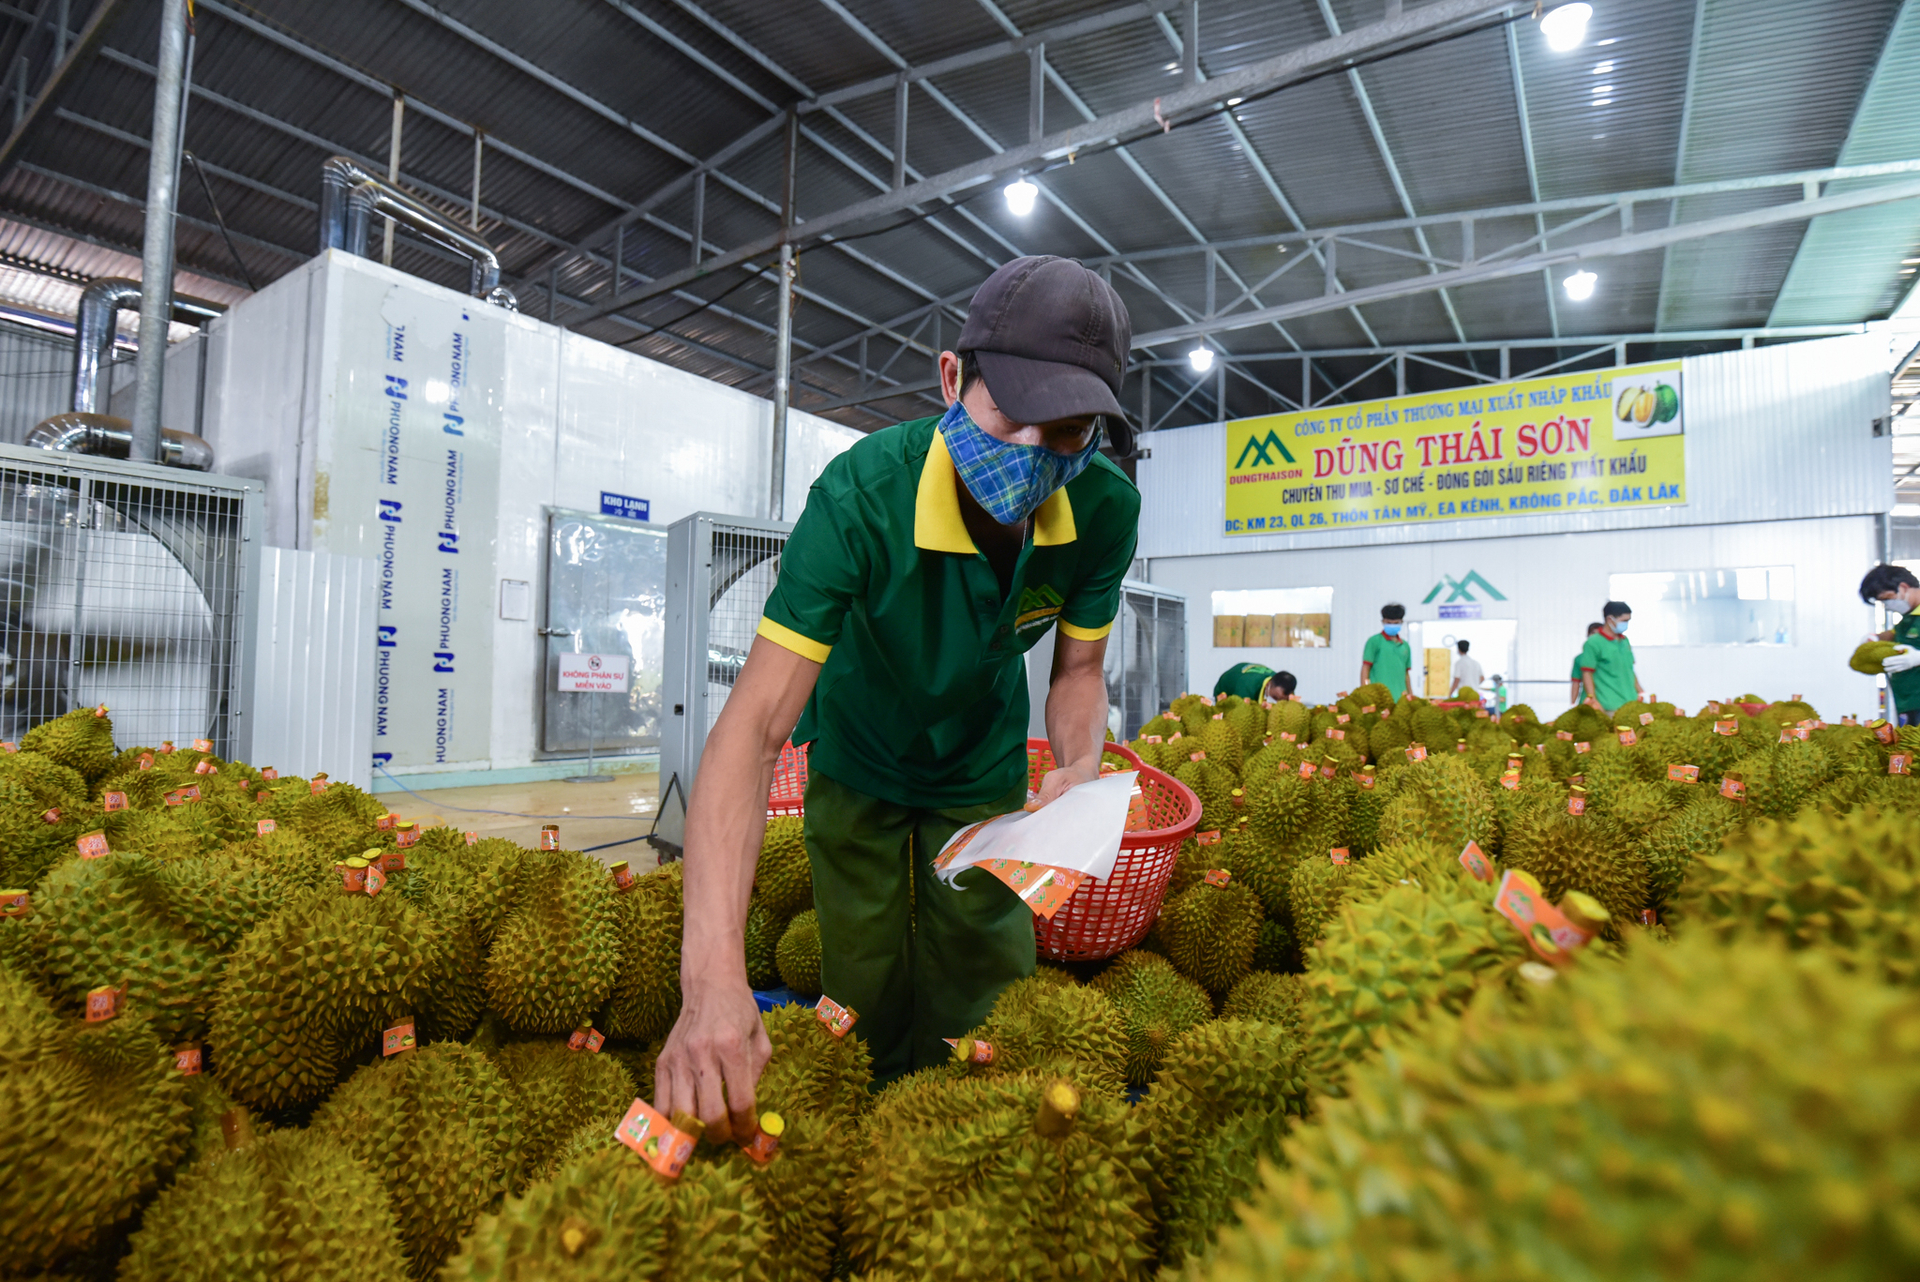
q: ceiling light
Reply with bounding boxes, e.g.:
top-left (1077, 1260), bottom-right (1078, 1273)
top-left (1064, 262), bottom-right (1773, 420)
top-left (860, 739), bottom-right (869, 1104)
top-left (1540, 2), bottom-right (1592, 51)
top-left (1227, 96), bottom-right (1243, 105)
top-left (1004, 179), bottom-right (1038, 216)
top-left (1163, 61), bottom-right (1179, 71)
top-left (1597, 36), bottom-right (1617, 45)
top-left (1592, 97), bottom-right (1614, 106)
top-left (1591, 84), bottom-right (1614, 94)
top-left (1563, 269), bottom-right (1597, 301)
top-left (1189, 345), bottom-right (1215, 374)
top-left (1591, 60), bottom-right (1614, 73)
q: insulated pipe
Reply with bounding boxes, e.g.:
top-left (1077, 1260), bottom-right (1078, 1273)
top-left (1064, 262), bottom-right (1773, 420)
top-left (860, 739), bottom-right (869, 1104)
top-left (26, 412), bottom-right (214, 470)
top-left (131, 0), bottom-right (191, 464)
top-left (71, 277), bottom-right (143, 415)
top-left (320, 155), bottom-right (508, 301)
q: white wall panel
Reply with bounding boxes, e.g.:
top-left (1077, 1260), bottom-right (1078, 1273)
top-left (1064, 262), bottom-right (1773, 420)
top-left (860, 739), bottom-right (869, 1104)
top-left (1138, 334), bottom-right (1893, 558)
top-left (244, 546), bottom-right (377, 789)
top-left (1151, 513), bottom-right (1881, 721)
top-left (202, 253), bottom-right (862, 778)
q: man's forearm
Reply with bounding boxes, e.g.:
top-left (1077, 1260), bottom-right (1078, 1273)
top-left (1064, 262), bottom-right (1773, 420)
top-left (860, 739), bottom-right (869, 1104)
top-left (1045, 660), bottom-right (1108, 773)
top-left (1582, 673), bottom-right (1597, 703)
top-left (679, 714), bottom-right (778, 983)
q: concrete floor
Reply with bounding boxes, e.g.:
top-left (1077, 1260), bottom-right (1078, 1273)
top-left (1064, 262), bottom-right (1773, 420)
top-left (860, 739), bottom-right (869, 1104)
top-left (381, 768), bottom-right (662, 870)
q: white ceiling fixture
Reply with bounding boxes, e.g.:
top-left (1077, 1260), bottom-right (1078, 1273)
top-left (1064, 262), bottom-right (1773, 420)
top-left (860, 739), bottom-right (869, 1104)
top-left (1563, 269), bottom-right (1598, 301)
top-left (1541, 2), bottom-right (1593, 51)
top-left (1004, 179), bottom-right (1038, 216)
top-left (1189, 345), bottom-right (1215, 373)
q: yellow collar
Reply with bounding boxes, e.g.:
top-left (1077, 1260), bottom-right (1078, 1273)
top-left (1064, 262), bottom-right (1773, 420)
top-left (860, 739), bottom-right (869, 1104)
top-left (914, 427), bottom-right (1077, 553)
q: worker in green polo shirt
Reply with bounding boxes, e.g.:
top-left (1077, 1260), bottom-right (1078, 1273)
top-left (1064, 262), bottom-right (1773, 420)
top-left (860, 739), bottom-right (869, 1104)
top-left (654, 256), bottom-right (1139, 1138)
top-left (1359, 603), bottom-right (1413, 700)
top-left (1860, 564), bottom-right (1920, 725)
top-left (1579, 600), bottom-right (1643, 715)
top-left (1568, 621), bottom-right (1603, 705)
top-left (1213, 662), bottom-right (1294, 702)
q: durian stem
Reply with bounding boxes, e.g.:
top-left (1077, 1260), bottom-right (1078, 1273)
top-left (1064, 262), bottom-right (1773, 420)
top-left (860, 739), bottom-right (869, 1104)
top-left (1034, 1079), bottom-right (1081, 1139)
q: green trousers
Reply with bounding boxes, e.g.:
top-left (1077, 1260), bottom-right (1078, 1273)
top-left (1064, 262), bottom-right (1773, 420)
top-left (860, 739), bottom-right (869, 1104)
top-left (802, 769), bottom-right (1034, 1085)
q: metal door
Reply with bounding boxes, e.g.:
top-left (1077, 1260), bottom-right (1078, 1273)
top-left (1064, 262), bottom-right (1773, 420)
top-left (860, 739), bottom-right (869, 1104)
top-left (540, 507), bottom-right (667, 754)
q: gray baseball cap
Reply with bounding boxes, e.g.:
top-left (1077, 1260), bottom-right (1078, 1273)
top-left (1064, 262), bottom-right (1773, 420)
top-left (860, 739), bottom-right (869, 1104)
top-left (956, 256), bottom-right (1132, 428)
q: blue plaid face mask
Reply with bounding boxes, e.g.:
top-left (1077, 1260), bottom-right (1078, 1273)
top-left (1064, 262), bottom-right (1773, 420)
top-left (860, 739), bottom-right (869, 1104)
top-left (941, 400), bottom-right (1103, 527)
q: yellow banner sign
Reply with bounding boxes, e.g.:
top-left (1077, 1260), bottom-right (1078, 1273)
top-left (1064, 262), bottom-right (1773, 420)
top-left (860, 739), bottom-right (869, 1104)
top-left (1223, 360), bottom-right (1684, 536)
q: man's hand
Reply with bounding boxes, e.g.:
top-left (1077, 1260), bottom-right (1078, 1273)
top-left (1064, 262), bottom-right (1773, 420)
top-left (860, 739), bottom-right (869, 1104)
top-left (1032, 757), bottom-right (1099, 808)
top-left (654, 978), bottom-right (772, 1143)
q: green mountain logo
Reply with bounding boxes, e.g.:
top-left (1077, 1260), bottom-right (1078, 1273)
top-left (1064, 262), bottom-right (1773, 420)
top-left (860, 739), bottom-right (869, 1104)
top-left (1233, 429), bottom-right (1297, 469)
top-left (1422, 571), bottom-right (1507, 604)
top-left (1018, 583), bottom-right (1064, 616)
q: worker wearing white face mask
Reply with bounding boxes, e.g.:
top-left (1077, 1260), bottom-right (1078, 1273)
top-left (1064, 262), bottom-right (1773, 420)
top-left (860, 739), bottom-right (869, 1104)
top-left (1579, 600), bottom-right (1643, 716)
top-left (1360, 602), bottom-right (1413, 700)
top-left (1859, 564), bottom-right (1920, 726)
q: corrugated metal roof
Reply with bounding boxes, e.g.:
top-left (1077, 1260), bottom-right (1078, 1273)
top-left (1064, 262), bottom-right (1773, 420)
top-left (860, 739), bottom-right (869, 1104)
top-left (0, 0), bottom-right (1908, 435)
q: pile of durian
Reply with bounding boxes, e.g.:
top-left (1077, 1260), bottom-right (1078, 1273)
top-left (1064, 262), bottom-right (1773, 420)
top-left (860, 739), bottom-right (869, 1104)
top-left (2, 689), bottom-right (1918, 1282)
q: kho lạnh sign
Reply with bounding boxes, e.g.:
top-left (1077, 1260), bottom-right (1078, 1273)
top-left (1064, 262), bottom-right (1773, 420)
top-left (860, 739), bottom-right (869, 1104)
top-left (1222, 361), bottom-right (1683, 536)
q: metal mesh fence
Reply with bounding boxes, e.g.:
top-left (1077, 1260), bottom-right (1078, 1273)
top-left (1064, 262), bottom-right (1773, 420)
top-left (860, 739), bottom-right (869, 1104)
top-left (704, 526), bottom-right (786, 738)
top-left (0, 453), bottom-right (250, 753)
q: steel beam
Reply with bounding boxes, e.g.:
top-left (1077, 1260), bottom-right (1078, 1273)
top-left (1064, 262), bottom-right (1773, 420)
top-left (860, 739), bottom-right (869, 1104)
top-left (1653, 0), bottom-right (1709, 331)
top-left (567, 0), bottom-right (1518, 327)
top-left (0, 0), bottom-right (126, 178)
top-left (1131, 177), bottom-right (1920, 347)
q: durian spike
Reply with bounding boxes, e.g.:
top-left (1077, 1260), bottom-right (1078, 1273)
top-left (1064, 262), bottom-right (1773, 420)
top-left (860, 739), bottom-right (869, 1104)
top-left (1034, 1078), bottom-right (1081, 1139)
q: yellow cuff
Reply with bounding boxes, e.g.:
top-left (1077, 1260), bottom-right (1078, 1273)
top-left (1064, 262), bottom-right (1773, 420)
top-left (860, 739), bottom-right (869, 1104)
top-left (1059, 619), bottom-right (1114, 642)
top-left (757, 617), bottom-right (832, 663)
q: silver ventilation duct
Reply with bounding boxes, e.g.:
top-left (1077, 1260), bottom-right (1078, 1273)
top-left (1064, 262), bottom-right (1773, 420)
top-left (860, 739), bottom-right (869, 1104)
top-left (28, 277), bottom-right (214, 471)
top-left (319, 156), bottom-right (517, 308)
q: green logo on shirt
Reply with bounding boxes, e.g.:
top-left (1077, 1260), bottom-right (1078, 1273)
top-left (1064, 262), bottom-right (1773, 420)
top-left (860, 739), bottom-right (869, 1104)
top-left (1015, 583), bottom-right (1064, 632)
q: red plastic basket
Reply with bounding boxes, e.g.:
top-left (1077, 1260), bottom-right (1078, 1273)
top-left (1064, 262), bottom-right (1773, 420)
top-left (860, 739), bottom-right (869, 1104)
top-left (767, 741), bottom-right (808, 817)
top-left (1024, 738), bottom-right (1200, 962)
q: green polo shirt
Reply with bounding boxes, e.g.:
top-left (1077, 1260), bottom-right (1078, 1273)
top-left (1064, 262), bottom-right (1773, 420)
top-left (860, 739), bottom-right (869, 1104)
top-left (1891, 611), bottom-right (1920, 711)
top-left (758, 415), bottom-right (1139, 808)
top-left (1578, 629), bottom-right (1637, 712)
top-left (1361, 632), bottom-right (1412, 700)
top-left (1569, 655), bottom-right (1584, 682)
top-left (1213, 662), bottom-right (1275, 702)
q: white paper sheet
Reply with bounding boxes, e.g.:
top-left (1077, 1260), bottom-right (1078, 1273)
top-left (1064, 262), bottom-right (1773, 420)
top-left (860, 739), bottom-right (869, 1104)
top-left (932, 771), bottom-right (1136, 885)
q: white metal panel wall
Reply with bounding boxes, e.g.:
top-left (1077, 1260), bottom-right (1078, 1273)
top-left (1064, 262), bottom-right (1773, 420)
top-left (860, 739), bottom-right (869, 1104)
top-left (1149, 513), bottom-right (1881, 722)
top-left (1137, 334), bottom-right (1894, 558)
top-left (244, 545), bottom-right (377, 789)
top-left (0, 319), bottom-right (77, 442)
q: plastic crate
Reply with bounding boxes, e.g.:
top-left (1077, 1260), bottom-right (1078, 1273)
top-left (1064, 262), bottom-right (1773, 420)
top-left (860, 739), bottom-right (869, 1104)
top-left (1025, 738), bottom-right (1200, 962)
top-left (768, 740), bottom-right (808, 817)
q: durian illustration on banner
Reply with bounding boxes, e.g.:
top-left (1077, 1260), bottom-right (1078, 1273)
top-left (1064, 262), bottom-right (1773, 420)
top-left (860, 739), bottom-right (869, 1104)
top-left (1223, 360), bottom-right (1685, 535)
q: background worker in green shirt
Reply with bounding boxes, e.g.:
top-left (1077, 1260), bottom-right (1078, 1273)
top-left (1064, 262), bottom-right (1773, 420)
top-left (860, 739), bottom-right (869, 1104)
top-left (1213, 662), bottom-right (1295, 702)
top-left (1569, 621), bottom-right (1604, 705)
top-left (1859, 564), bottom-right (1920, 725)
top-left (1359, 603), bottom-right (1412, 699)
top-left (1579, 601), bottom-right (1643, 715)
top-left (655, 256), bottom-right (1139, 1138)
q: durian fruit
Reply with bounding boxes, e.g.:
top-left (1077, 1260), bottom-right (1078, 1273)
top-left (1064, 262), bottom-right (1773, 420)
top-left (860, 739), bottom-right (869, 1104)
top-left (1550, 702), bottom-right (1612, 742)
top-left (1284, 848), bottom-right (1351, 949)
top-left (1375, 752), bottom-right (1496, 854)
top-left (1165, 835), bottom-right (1216, 897)
top-left (601, 859), bottom-right (684, 1043)
top-left (755, 999), bottom-right (873, 1124)
top-left (120, 1127), bottom-right (409, 1282)
top-left (1139, 714), bottom-right (1179, 741)
top-left (1812, 771), bottom-right (1920, 819)
top-left (486, 849), bottom-right (621, 1034)
top-left (0, 747), bottom-right (91, 814)
top-left (1639, 790), bottom-right (1744, 904)
top-left (1191, 936), bottom-right (1920, 1282)
top-left (1172, 757), bottom-right (1237, 833)
top-left (311, 1042), bottom-right (521, 1277)
top-left (1251, 918), bottom-right (1298, 974)
top-left (755, 815), bottom-right (813, 920)
top-left (1196, 716), bottom-right (1244, 774)
top-left (1143, 1018), bottom-right (1311, 1269)
top-left (1238, 740), bottom-right (1298, 795)
top-left (1409, 704), bottom-right (1457, 751)
top-left (0, 961), bottom-right (191, 1274)
top-left (1592, 776), bottom-right (1679, 839)
top-left (1350, 682), bottom-right (1394, 711)
top-left (1222, 829), bottom-right (1288, 919)
top-left (1247, 770), bottom-right (1313, 849)
top-left (1220, 970), bottom-right (1308, 1034)
top-left (441, 1143), bottom-right (767, 1282)
top-left (1680, 805), bottom-right (1918, 984)
top-left (946, 975), bottom-right (1128, 1098)
top-left (1365, 711), bottom-right (1413, 762)
top-left (844, 1073), bottom-right (1156, 1281)
top-left (20, 705), bottom-right (117, 781)
top-left (1224, 697), bottom-right (1266, 755)
top-left (1500, 805), bottom-right (1649, 929)
top-left (774, 908), bottom-right (822, 995)
top-left (1087, 949), bottom-right (1211, 1086)
top-left (1729, 739), bottom-right (1833, 820)
top-left (1850, 639), bottom-right (1907, 673)
top-left (1300, 876), bottom-right (1527, 1093)
top-left (1266, 698), bottom-right (1310, 742)
top-left (490, 1038), bottom-right (637, 1189)
top-left (177, 1070), bottom-right (251, 1170)
top-left (1341, 834), bottom-right (1454, 904)
top-left (0, 770), bottom-right (81, 890)
top-left (28, 850), bottom-right (226, 1040)
top-left (209, 889), bottom-right (455, 1111)
top-left (743, 893), bottom-right (784, 990)
top-left (1173, 694), bottom-right (1213, 738)
top-left (1156, 878), bottom-right (1262, 999)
